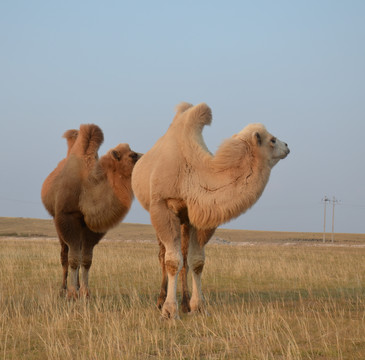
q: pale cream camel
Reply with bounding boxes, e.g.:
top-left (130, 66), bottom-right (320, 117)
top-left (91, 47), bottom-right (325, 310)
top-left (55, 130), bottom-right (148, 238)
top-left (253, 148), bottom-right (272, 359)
top-left (132, 102), bottom-right (290, 318)
top-left (42, 124), bottom-right (141, 298)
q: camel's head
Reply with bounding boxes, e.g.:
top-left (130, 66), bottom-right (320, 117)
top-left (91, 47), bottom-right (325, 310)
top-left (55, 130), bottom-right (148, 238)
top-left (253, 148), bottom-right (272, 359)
top-left (107, 143), bottom-right (142, 178)
top-left (238, 124), bottom-right (290, 168)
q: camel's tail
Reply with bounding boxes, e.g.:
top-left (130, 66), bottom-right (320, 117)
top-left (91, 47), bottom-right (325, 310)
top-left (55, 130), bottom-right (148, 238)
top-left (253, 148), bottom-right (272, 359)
top-left (62, 129), bottom-right (79, 156)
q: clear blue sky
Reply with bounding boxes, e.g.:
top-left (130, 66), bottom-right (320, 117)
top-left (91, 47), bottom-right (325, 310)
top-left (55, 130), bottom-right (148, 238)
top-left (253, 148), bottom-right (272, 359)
top-left (1, 1), bottom-right (364, 233)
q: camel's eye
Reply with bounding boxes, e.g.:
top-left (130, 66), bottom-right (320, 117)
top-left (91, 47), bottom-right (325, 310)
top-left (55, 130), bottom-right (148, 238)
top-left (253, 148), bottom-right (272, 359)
top-left (270, 138), bottom-right (276, 144)
top-left (111, 150), bottom-right (121, 161)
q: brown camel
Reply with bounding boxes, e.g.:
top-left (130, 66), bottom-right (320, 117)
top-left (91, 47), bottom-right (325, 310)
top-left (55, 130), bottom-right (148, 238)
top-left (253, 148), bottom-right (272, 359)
top-left (41, 124), bottom-right (141, 298)
top-left (132, 102), bottom-right (290, 318)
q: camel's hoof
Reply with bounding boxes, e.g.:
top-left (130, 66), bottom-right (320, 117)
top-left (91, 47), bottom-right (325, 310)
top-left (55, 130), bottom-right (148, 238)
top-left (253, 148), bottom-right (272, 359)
top-left (59, 287), bottom-right (67, 298)
top-left (189, 300), bottom-right (209, 316)
top-left (189, 306), bottom-right (210, 317)
top-left (79, 286), bottom-right (91, 298)
top-left (180, 299), bottom-right (191, 314)
top-left (66, 288), bottom-right (79, 301)
top-left (161, 302), bottom-right (180, 320)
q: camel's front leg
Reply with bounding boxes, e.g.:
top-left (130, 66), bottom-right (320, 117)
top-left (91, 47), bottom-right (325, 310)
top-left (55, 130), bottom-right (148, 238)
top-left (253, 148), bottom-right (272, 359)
top-left (80, 229), bottom-right (104, 298)
top-left (150, 200), bottom-right (182, 319)
top-left (55, 214), bottom-right (82, 300)
top-left (188, 228), bottom-right (215, 313)
top-left (66, 244), bottom-right (81, 300)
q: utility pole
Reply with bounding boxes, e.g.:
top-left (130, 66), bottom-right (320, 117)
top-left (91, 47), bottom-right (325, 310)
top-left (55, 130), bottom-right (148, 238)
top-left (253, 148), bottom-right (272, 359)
top-left (331, 196), bottom-right (340, 243)
top-left (322, 196), bottom-right (330, 243)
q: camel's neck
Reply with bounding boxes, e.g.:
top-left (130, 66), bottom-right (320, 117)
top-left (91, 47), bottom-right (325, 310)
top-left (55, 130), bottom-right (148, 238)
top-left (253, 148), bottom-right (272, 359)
top-left (187, 140), bottom-right (271, 229)
top-left (99, 160), bottom-right (133, 207)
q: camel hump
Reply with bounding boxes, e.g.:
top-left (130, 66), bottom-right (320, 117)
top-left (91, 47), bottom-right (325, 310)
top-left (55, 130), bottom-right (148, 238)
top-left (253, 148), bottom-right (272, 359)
top-left (172, 102), bottom-right (212, 140)
top-left (63, 129), bottom-right (79, 155)
top-left (79, 123), bottom-right (104, 150)
top-left (70, 124), bottom-right (104, 159)
top-left (173, 103), bottom-right (213, 163)
top-left (175, 102), bottom-right (193, 114)
top-left (62, 129), bottom-right (78, 141)
top-left (182, 103), bottom-right (212, 133)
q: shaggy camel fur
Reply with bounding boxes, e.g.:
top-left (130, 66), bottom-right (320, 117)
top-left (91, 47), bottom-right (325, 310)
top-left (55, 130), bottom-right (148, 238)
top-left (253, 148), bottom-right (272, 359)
top-left (132, 102), bottom-right (290, 318)
top-left (41, 124), bottom-right (141, 298)
top-left (41, 129), bottom-right (79, 217)
top-left (41, 129), bottom-right (79, 291)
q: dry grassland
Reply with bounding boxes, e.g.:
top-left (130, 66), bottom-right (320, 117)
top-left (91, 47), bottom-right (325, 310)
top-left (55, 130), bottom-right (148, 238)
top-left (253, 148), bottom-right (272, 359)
top-left (1, 217), bottom-right (365, 244)
top-left (1, 218), bottom-right (365, 359)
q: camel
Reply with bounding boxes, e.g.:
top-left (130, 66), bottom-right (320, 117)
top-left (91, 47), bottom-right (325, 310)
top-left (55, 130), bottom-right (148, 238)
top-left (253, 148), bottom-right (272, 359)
top-left (131, 102), bottom-right (290, 318)
top-left (41, 124), bottom-right (141, 298)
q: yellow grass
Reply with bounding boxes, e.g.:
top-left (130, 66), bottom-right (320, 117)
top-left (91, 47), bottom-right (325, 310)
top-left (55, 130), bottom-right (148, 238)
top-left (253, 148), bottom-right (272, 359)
top-left (1, 218), bottom-right (365, 359)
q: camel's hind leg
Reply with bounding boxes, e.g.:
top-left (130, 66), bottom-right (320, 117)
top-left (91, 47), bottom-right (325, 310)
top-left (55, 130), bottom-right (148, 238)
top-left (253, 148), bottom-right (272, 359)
top-left (180, 223), bottom-right (191, 313)
top-left (55, 213), bottom-right (83, 300)
top-left (150, 200), bottom-right (182, 319)
top-left (79, 228), bottom-right (104, 298)
top-left (59, 238), bottom-right (69, 293)
top-left (157, 237), bottom-right (168, 310)
top-left (188, 227), bottom-right (215, 313)
top-left (157, 223), bottom-right (191, 313)
top-left (58, 237), bottom-right (81, 296)
top-left (66, 244), bottom-right (81, 300)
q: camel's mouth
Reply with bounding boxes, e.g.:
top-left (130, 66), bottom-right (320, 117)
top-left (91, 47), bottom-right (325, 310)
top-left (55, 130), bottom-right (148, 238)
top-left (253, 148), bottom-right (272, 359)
top-left (131, 152), bottom-right (143, 163)
top-left (278, 144), bottom-right (290, 159)
top-left (282, 147), bottom-right (290, 158)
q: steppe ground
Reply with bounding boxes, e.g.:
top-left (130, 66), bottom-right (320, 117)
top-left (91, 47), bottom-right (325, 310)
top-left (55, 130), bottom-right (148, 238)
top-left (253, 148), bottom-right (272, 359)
top-left (1, 217), bottom-right (365, 359)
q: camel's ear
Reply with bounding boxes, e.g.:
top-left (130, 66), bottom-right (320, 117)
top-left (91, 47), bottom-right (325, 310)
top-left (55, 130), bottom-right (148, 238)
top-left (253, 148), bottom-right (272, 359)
top-left (111, 150), bottom-right (121, 161)
top-left (253, 132), bottom-right (262, 146)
